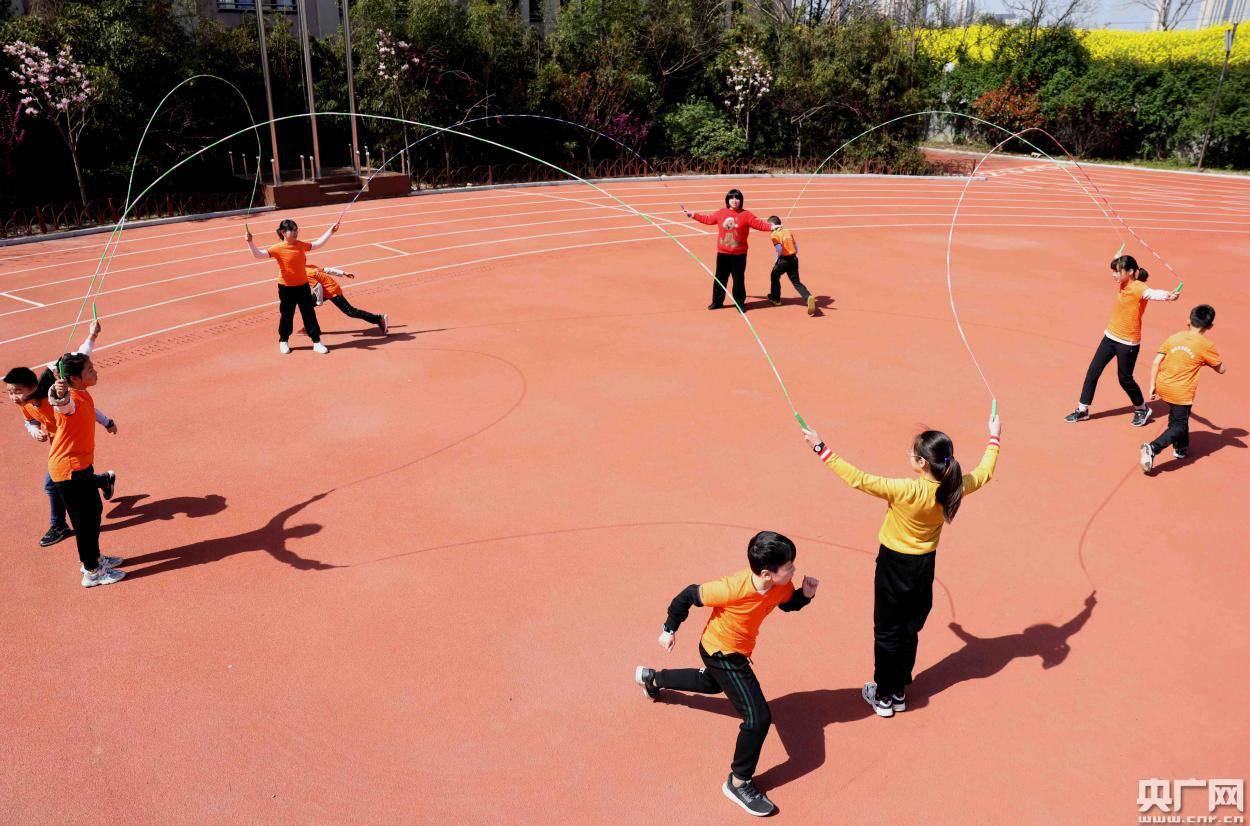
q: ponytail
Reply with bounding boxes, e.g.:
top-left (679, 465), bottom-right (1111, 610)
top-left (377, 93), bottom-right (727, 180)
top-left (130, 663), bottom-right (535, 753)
top-left (1135, 267), bottom-right (1149, 282)
top-left (913, 430), bottom-right (963, 523)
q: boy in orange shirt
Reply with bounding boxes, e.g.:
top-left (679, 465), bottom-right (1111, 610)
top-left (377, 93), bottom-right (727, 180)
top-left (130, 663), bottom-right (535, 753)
top-left (5, 320), bottom-right (117, 548)
top-left (765, 216), bottom-right (817, 316)
top-left (306, 265), bottom-right (388, 334)
top-left (635, 531), bottom-right (818, 816)
top-left (1140, 304), bottom-right (1226, 472)
top-left (1065, 255), bottom-right (1178, 426)
top-left (47, 352), bottom-right (125, 587)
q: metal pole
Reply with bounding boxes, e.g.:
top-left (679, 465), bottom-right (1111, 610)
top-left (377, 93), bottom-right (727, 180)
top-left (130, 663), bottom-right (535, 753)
top-left (342, 0), bottom-right (360, 175)
top-left (255, 2), bottom-right (282, 186)
top-left (296, 0), bottom-right (322, 179)
top-left (1198, 23), bottom-right (1237, 172)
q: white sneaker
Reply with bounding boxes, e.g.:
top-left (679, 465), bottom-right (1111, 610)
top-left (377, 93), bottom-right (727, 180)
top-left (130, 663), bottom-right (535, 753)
top-left (80, 555), bottom-right (123, 573)
top-left (279, 342), bottom-right (291, 355)
top-left (82, 566), bottom-right (125, 587)
top-left (379, 314), bottom-right (389, 334)
top-left (312, 342), bottom-right (329, 355)
top-left (1140, 443), bottom-right (1154, 473)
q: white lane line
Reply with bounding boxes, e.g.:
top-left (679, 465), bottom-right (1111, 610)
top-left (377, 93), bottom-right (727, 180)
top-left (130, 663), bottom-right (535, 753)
top-left (0, 291), bottom-right (45, 306)
top-left (374, 243), bottom-right (408, 255)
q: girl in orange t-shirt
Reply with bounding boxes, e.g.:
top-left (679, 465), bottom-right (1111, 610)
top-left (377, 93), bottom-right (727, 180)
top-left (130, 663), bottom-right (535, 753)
top-left (47, 352), bottom-right (125, 587)
top-left (4, 320), bottom-right (115, 548)
top-left (1065, 255), bottom-right (1178, 427)
top-left (245, 218), bottom-right (339, 355)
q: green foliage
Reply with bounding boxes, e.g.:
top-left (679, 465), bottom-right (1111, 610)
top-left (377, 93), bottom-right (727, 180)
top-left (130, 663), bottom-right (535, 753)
top-left (661, 99), bottom-right (745, 158)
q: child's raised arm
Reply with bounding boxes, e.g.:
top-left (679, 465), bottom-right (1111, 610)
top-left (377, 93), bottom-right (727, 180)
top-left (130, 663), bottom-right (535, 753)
top-left (244, 226), bottom-right (269, 260)
top-left (779, 576), bottom-right (818, 612)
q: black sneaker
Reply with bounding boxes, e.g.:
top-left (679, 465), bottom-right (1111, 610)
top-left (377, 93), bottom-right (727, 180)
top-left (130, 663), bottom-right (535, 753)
top-left (100, 470), bottom-right (116, 501)
top-left (890, 691), bottom-right (907, 712)
top-left (1173, 448), bottom-right (1187, 459)
top-left (768, 297), bottom-right (782, 306)
top-left (634, 666), bottom-right (661, 701)
top-left (1130, 407), bottom-right (1153, 427)
top-left (722, 775), bottom-right (776, 816)
top-left (707, 303), bottom-right (724, 310)
top-left (39, 523), bottom-right (70, 547)
top-left (1064, 408), bottom-right (1090, 423)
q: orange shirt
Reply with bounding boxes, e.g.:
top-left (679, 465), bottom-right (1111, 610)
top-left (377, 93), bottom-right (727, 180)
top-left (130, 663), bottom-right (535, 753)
top-left (1105, 280), bottom-right (1150, 344)
top-left (1155, 330), bottom-right (1221, 405)
top-left (771, 227), bottom-right (797, 257)
top-left (305, 266), bottom-right (342, 298)
top-left (20, 398), bottom-right (56, 437)
top-left (48, 389), bottom-right (95, 482)
top-left (266, 240), bottom-right (314, 287)
top-left (698, 569), bottom-right (795, 657)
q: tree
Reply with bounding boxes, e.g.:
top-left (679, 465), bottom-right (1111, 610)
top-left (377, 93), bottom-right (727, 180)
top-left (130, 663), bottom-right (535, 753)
top-left (0, 90), bottom-right (25, 180)
top-left (724, 45), bottom-right (771, 150)
top-left (4, 39), bottom-right (97, 206)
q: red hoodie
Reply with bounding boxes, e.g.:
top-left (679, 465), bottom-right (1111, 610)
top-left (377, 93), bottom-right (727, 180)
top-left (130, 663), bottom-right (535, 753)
top-left (692, 207), bottom-right (772, 255)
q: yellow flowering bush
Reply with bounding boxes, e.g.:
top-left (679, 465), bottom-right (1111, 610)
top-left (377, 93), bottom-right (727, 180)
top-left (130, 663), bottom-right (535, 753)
top-left (918, 25), bottom-right (1248, 66)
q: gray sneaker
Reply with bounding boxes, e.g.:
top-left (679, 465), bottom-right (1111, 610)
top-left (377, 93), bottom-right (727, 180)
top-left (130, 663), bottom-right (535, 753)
top-left (1140, 443), bottom-right (1155, 473)
top-left (81, 555), bottom-right (123, 573)
top-left (722, 775), bottom-right (776, 817)
top-left (81, 566), bottom-right (125, 588)
top-left (863, 682), bottom-right (895, 717)
top-left (1131, 407), bottom-right (1153, 427)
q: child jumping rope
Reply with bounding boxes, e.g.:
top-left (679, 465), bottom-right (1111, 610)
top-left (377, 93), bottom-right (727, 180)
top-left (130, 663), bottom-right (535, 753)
top-left (4, 320), bottom-right (116, 548)
top-left (765, 216), bottom-right (817, 316)
top-left (48, 352), bottom-right (125, 587)
top-left (802, 413), bottom-right (1000, 716)
top-left (245, 218), bottom-right (339, 355)
top-left (1140, 304), bottom-right (1226, 473)
top-left (635, 531), bottom-right (818, 816)
top-left (306, 265), bottom-right (389, 334)
top-left (1065, 255), bottom-right (1179, 426)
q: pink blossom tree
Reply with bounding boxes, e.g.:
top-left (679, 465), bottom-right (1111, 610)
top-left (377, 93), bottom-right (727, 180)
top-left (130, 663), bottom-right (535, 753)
top-left (724, 45), bottom-right (772, 151)
top-left (4, 40), bottom-right (97, 207)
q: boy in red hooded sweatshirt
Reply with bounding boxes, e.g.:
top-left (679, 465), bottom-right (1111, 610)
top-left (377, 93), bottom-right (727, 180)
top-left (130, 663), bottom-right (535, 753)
top-left (682, 188), bottom-right (772, 311)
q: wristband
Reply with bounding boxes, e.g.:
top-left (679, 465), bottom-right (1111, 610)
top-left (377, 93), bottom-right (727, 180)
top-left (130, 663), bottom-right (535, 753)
top-left (812, 441), bottom-right (825, 455)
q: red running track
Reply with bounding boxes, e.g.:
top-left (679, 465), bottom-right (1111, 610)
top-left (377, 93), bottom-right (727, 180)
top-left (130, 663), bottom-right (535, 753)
top-left (1, 164), bottom-right (1248, 823)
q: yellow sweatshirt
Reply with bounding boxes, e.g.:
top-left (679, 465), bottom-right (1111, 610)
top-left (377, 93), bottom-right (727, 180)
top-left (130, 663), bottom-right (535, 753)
top-left (816, 439), bottom-right (1000, 554)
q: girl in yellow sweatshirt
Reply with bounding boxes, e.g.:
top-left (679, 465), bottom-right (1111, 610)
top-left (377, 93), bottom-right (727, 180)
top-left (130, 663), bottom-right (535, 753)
top-left (802, 413), bottom-right (1001, 716)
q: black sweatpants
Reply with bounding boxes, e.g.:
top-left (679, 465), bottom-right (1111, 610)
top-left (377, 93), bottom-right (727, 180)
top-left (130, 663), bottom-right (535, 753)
top-left (656, 644), bottom-right (771, 780)
top-left (873, 545), bottom-right (936, 698)
top-left (711, 253), bottom-right (748, 309)
top-left (1080, 334), bottom-right (1143, 407)
top-left (329, 294), bottom-right (383, 326)
top-left (53, 465), bottom-right (103, 570)
top-left (1148, 402), bottom-right (1192, 454)
top-left (768, 255), bottom-right (811, 302)
top-left (278, 283), bottom-right (321, 343)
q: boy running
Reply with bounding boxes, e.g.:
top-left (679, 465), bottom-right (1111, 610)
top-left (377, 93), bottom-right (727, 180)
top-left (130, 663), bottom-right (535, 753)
top-left (306, 265), bottom-right (388, 334)
top-left (1140, 304), bottom-right (1226, 472)
top-left (635, 531), bottom-right (818, 816)
top-left (765, 216), bottom-right (817, 316)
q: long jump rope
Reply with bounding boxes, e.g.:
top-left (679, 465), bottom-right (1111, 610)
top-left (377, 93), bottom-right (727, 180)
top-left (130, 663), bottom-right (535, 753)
top-left (64, 107), bottom-right (1188, 451)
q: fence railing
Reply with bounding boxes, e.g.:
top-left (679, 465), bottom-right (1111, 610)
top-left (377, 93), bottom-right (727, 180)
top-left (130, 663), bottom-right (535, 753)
top-left (2, 156), bottom-right (975, 240)
top-left (1, 192), bottom-right (255, 240)
top-left (411, 155), bottom-right (975, 190)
